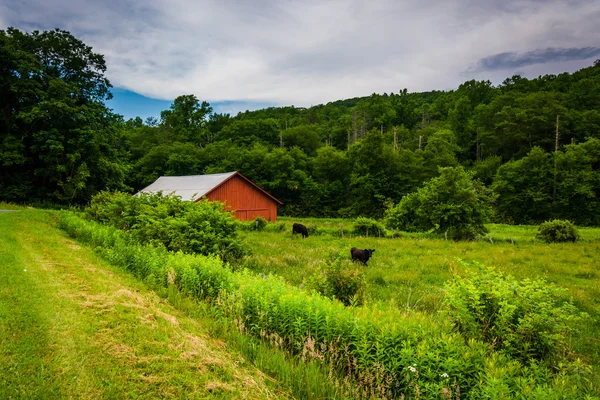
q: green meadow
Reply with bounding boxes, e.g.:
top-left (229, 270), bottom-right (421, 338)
top-left (242, 217), bottom-right (600, 375)
top-left (3, 207), bottom-right (600, 397)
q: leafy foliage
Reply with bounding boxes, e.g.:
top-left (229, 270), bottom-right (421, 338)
top-left (0, 27), bottom-right (128, 204)
top-left (536, 219), bottom-right (581, 243)
top-left (385, 167), bottom-right (495, 240)
top-left (86, 191), bottom-right (246, 262)
top-left (59, 212), bottom-right (598, 399)
top-left (444, 262), bottom-right (587, 365)
top-left (304, 251), bottom-right (367, 306)
top-left (492, 147), bottom-right (554, 224)
top-left (238, 215), bottom-right (269, 231)
top-left (3, 27), bottom-right (600, 227)
top-left (252, 215), bottom-right (268, 231)
top-left (352, 217), bottom-right (386, 237)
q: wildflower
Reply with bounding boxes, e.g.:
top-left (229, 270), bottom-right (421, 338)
top-left (440, 373), bottom-right (449, 378)
top-left (408, 366), bottom-right (417, 373)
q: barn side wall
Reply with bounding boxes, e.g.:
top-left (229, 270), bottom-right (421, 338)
top-left (205, 175), bottom-right (278, 221)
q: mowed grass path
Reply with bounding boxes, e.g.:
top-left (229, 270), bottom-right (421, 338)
top-left (240, 221), bottom-right (600, 376)
top-left (0, 210), bottom-right (289, 399)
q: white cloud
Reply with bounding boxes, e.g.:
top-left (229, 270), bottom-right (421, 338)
top-left (2, 0), bottom-right (600, 106)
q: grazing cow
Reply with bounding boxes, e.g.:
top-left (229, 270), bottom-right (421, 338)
top-left (292, 223), bottom-right (309, 238)
top-left (351, 248), bottom-right (375, 265)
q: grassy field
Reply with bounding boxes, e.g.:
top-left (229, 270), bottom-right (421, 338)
top-left (3, 206), bottom-right (600, 397)
top-left (241, 217), bottom-right (600, 376)
top-left (0, 209), bottom-right (296, 399)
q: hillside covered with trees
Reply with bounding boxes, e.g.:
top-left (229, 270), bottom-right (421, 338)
top-left (2, 27), bottom-right (600, 225)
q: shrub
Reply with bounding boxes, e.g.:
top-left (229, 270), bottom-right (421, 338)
top-left (444, 262), bottom-right (587, 365)
top-left (352, 217), bottom-right (385, 237)
top-left (238, 216), bottom-right (270, 231)
top-left (85, 191), bottom-right (247, 262)
top-left (251, 216), bottom-right (268, 231)
top-left (536, 219), bottom-right (581, 243)
top-left (385, 167), bottom-right (495, 240)
top-left (304, 251), bottom-right (366, 306)
top-left (85, 190), bottom-right (139, 230)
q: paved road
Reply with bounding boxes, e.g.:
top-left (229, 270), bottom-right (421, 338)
top-left (0, 210), bottom-right (18, 212)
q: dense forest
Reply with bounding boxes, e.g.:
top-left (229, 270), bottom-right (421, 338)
top-left (2, 27), bottom-right (600, 225)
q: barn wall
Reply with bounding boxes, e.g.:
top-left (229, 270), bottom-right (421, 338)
top-left (205, 175), bottom-right (278, 221)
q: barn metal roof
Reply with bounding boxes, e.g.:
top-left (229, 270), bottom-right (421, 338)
top-left (137, 171), bottom-right (282, 204)
top-left (138, 172), bottom-right (237, 201)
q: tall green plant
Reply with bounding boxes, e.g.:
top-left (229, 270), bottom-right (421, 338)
top-left (385, 166), bottom-right (494, 240)
top-left (352, 217), bottom-right (385, 237)
top-left (304, 251), bottom-right (367, 306)
top-left (444, 262), bottom-right (587, 364)
top-left (59, 212), bottom-right (598, 399)
top-left (536, 219), bottom-right (581, 243)
top-left (86, 191), bottom-right (246, 262)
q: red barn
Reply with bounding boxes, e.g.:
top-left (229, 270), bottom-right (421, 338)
top-left (138, 172), bottom-right (282, 221)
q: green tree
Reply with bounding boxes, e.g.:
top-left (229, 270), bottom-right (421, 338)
top-left (160, 94), bottom-right (213, 145)
top-left (422, 129), bottom-right (460, 178)
top-left (474, 92), bottom-right (568, 160)
top-left (471, 156), bottom-right (502, 186)
top-left (554, 139), bottom-right (600, 225)
top-left (448, 96), bottom-right (475, 160)
top-left (215, 118), bottom-right (280, 146)
top-left (347, 130), bottom-right (403, 217)
top-left (312, 146), bottom-right (352, 216)
top-left (385, 166), bottom-right (494, 240)
top-left (0, 27), bottom-right (128, 204)
top-left (492, 147), bottom-right (554, 224)
top-left (281, 124), bottom-right (323, 156)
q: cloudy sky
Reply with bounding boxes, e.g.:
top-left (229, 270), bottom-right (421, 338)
top-left (2, 0), bottom-right (600, 119)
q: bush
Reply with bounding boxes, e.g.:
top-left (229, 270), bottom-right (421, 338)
top-left (304, 251), bottom-right (366, 306)
top-left (85, 191), bottom-right (247, 262)
top-left (240, 216), bottom-right (268, 231)
top-left (385, 167), bottom-right (495, 240)
top-left (536, 219), bottom-right (581, 243)
top-left (352, 217), bottom-right (385, 237)
top-left (86, 190), bottom-right (140, 230)
top-left (254, 216), bottom-right (268, 231)
top-left (444, 262), bottom-right (586, 365)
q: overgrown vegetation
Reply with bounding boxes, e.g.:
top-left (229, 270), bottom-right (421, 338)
top-left (536, 219), bottom-right (581, 243)
top-left (304, 251), bottom-right (367, 306)
top-left (57, 211), bottom-right (599, 398)
top-left (444, 262), bottom-right (587, 364)
top-left (385, 167), bottom-right (495, 240)
top-left (85, 191), bottom-right (246, 262)
top-left (352, 217), bottom-right (386, 237)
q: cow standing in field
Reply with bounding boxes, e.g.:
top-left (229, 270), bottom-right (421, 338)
top-left (351, 248), bottom-right (375, 265)
top-left (292, 223), bottom-right (309, 238)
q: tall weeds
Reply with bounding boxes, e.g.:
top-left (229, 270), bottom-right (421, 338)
top-left (58, 212), bottom-right (598, 399)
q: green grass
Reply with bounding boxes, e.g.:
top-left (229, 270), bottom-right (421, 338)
top-left (241, 218), bottom-right (600, 381)
top-left (4, 206), bottom-right (600, 397)
top-left (486, 223), bottom-right (600, 242)
top-left (0, 209), bottom-right (295, 399)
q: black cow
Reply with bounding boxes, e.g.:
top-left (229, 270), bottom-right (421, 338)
top-left (351, 248), bottom-right (375, 265)
top-left (292, 223), bottom-right (309, 238)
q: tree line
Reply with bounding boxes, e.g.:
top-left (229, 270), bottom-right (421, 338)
top-left (2, 27), bottom-right (599, 225)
